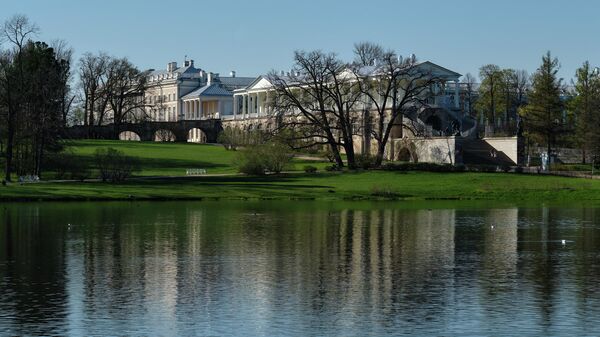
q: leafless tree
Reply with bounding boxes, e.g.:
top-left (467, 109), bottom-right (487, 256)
top-left (78, 52), bottom-right (108, 127)
top-left (461, 72), bottom-right (477, 116)
top-left (353, 43), bottom-right (440, 166)
top-left (105, 57), bottom-right (149, 127)
top-left (353, 41), bottom-right (384, 66)
top-left (268, 50), bottom-right (362, 168)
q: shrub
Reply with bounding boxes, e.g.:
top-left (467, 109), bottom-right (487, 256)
top-left (94, 147), bottom-right (140, 182)
top-left (355, 154), bottom-right (376, 170)
top-left (303, 165), bottom-right (318, 173)
top-left (236, 141), bottom-right (292, 175)
top-left (325, 164), bottom-right (341, 172)
top-left (370, 185), bottom-right (401, 198)
top-left (45, 150), bottom-right (91, 181)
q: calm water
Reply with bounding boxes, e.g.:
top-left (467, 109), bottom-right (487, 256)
top-left (1, 201), bottom-right (600, 336)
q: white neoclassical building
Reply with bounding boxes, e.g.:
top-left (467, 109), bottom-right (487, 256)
top-left (229, 61), bottom-right (463, 121)
top-left (144, 59), bottom-right (254, 122)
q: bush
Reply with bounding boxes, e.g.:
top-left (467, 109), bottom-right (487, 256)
top-left (325, 164), bottom-right (341, 172)
top-left (380, 162), bottom-right (459, 172)
top-left (370, 185), bottom-right (401, 198)
top-left (236, 141), bottom-right (292, 175)
top-left (303, 165), bottom-right (318, 173)
top-left (94, 147), bottom-right (140, 182)
top-left (355, 154), bottom-right (376, 170)
top-left (45, 150), bottom-right (91, 181)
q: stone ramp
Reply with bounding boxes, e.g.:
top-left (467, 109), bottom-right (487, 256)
top-left (461, 139), bottom-right (515, 166)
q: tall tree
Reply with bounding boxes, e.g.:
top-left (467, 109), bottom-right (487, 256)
top-left (78, 52), bottom-right (108, 128)
top-left (570, 61), bottom-right (600, 162)
top-left (476, 64), bottom-right (503, 126)
top-left (0, 14), bottom-right (39, 181)
top-left (461, 72), bottom-right (477, 116)
top-left (268, 50), bottom-right (361, 168)
top-left (104, 57), bottom-right (148, 129)
top-left (352, 42), bottom-right (439, 166)
top-left (519, 52), bottom-right (565, 155)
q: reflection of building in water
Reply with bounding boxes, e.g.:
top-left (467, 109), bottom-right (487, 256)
top-left (483, 208), bottom-right (519, 278)
top-left (332, 208), bottom-right (456, 328)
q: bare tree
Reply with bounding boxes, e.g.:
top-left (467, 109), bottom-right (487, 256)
top-left (461, 72), bottom-right (477, 116)
top-left (353, 43), bottom-right (440, 166)
top-left (268, 50), bottom-right (362, 168)
top-left (78, 52), bottom-right (108, 128)
top-left (353, 42), bottom-right (383, 66)
top-left (104, 57), bottom-right (149, 127)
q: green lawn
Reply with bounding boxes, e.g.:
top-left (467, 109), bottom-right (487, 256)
top-left (2, 171), bottom-right (600, 202)
top-left (3, 140), bottom-right (599, 202)
top-left (57, 139), bottom-right (331, 177)
top-left (64, 140), bottom-right (239, 176)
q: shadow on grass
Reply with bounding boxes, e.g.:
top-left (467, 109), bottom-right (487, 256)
top-left (123, 173), bottom-right (339, 189)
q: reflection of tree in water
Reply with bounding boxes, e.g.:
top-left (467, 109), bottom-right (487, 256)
top-left (2, 203), bottom-right (600, 335)
top-left (0, 207), bottom-right (68, 335)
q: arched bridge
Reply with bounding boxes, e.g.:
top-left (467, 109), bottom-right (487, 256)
top-left (64, 119), bottom-right (223, 142)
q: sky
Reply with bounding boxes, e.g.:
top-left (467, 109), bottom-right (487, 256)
top-left (2, 0), bottom-right (599, 82)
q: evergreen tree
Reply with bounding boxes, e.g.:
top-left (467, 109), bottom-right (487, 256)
top-left (519, 52), bottom-right (565, 155)
top-left (569, 61), bottom-right (600, 163)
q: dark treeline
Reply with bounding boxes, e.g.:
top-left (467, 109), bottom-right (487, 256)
top-left (0, 15), bottom-right (148, 182)
top-left (0, 15), bottom-right (72, 180)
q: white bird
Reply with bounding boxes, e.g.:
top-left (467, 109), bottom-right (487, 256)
top-left (561, 239), bottom-right (566, 245)
top-left (490, 225), bottom-right (495, 230)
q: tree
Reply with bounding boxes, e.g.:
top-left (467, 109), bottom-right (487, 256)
top-left (104, 57), bottom-right (148, 128)
top-left (352, 42), bottom-right (440, 166)
top-left (353, 41), bottom-right (383, 66)
top-left (519, 52), bottom-right (565, 155)
top-left (0, 14), bottom-right (39, 181)
top-left (461, 72), bottom-right (477, 116)
top-left (78, 52), bottom-right (108, 127)
top-left (476, 64), bottom-right (503, 126)
top-left (268, 50), bottom-right (361, 168)
top-left (570, 61), bottom-right (600, 162)
top-left (51, 39), bottom-right (75, 126)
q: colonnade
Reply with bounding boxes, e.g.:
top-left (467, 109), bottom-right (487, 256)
top-left (232, 91), bottom-right (270, 119)
top-left (182, 99), bottom-right (224, 120)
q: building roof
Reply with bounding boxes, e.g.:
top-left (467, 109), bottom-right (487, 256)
top-left (181, 84), bottom-right (233, 99)
top-left (219, 76), bottom-right (256, 88)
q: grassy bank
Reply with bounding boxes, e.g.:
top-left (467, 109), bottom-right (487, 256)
top-left (2, 171), bottom-right (599, 202)
top-left (57, 140), bottom-right (330, 177)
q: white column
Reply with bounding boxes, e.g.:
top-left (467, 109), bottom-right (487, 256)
top-left (242, 94), bottom-right (247, 118)
top-left (454, 80), bottom-right (460, 109)
top-left (199, 99), bottom-right (203, 119)
top-left (218, 100), bottom-right (223, 117)
top-left (233, 95), bottom-right (238, 117)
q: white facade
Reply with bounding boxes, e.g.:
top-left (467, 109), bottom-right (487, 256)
top-left (144, 60), bottom-right (254, 122)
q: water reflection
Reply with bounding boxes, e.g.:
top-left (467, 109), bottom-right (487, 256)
top-left (1, 202), bottom-right (600, 336)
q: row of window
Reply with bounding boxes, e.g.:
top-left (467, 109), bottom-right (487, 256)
top-left (147, 94), bottom-right (177, 104)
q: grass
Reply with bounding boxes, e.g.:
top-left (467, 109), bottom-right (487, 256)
top-left (2, 171), bottom-right (600, 202)
top-left (53, 139), bottom-right (332, 178)
top-left (2, 139), bottom-right (599, 202)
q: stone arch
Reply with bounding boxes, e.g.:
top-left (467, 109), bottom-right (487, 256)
top-left (118, 131), bottom-right (141, 141)
top-left (396, 142), bottom-right (418, 163)
top-left (154, 129), bottom-right (176, 142)
top-left (187, 128), bottom-right (207, 143)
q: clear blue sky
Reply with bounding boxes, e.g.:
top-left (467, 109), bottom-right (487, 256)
top-left (2, 0), bottom-right (599, 82)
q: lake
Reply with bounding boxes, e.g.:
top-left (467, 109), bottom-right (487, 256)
top-left (1, 201), bottom-right (599, 336)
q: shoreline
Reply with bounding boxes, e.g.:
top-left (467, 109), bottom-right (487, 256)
top-left (2, 171), bottom-right (600, 203)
